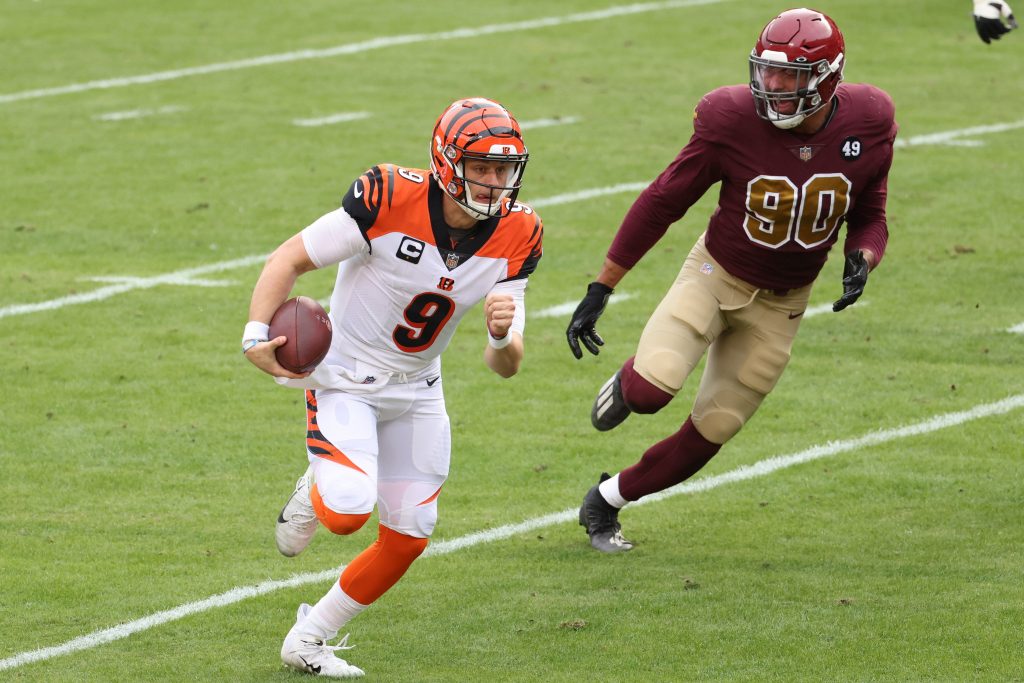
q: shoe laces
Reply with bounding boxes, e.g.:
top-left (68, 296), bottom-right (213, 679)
top-left (297, 632), bottom-right (355, 656)
top-left (326, 633), bottom-right (355, 653)
top-left (289, 478), bottom-right (317, 526)
top-left (607, 530), bottom-right (631, 547)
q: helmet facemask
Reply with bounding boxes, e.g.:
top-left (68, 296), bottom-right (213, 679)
top-left (436, 142), bottom-right (528, 220)
top-left (749, 51), bottom-right (843, 129)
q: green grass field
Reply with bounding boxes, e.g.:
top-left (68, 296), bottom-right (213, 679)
top-left (2, 1), bottom-right (1022, 680)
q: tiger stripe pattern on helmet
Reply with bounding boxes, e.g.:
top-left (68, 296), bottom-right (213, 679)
top-left (429, 97), bottom-right (528, 219)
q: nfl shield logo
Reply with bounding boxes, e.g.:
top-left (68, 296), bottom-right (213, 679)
top-left (799, 146), bottom-right (813, 162)
top-left (445, 252), bottom-right (461, 270)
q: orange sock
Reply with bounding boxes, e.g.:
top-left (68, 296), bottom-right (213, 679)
top-left (339, 524), bottom-right (429, 605)
top-left (310, 483), bottom-right (371, 535)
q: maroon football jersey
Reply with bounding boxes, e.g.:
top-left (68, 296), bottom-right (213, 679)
top-left (608, 83), bottom-right (897, 290)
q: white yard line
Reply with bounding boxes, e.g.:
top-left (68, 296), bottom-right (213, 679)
top-left (894, 119), bottom-right (1024, 148)
top-left (529, 181), bottom-right (648, 207)
top-left (292, 111), bottom-right (372, 127)
top-left (0, 255), bottom-right (267, 320)
top-left (0, 182), bottom-right (649, 321)
top-left (3, 392), bottom-right (1022, 671)
top-left (1008, 322), bottom-right (1024, 334)
top-left (532, 294), bottom-right (858, 321)
top-left (0, 0), bottom-right (726, 105)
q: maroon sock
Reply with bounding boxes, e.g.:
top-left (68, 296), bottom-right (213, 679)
top-left (618, 417), bottom-right (721, 501)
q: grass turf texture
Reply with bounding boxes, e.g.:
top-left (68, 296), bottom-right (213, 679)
top-left (2, 0), bottom-right (1022, 680)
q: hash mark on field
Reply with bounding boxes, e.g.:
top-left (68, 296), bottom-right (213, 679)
top-left (533, 292), bottom-right (636, 319)
top-left (93, 105), bottom-right (185, 121)
top-left (1008, 322), bottom-right (1024, 334)
top-left (520, 116), bottom-right (581, 130)
top-left (3, 393), bottom-right (1022, 671)
top-left (0, 0), bottom-right (728, 105)
top-left (292, 111), bottom-right (372, 127)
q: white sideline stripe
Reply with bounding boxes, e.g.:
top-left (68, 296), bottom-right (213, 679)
top-left (93, 105), bottom-right (185, 121)
top-left (520, 116), bottom-right (581, 130)
top-left (292, 111), bottom-right (372, 127)
top-left (0, 0), bottom-right (726, 105)
top-left (3, 392), bottom-right (1022, 672)
top-left (1008, 322), bottom-right (1024, 334)
top-left (0, 182), bottom-right (648, 321)
top-left (0, 255), bottom-right (267, 320)
top-left (894, 119), bottom-right (1024, 148)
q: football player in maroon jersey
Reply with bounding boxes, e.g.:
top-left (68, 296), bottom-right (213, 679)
top-left (566, 8), bottom-right (897, 552)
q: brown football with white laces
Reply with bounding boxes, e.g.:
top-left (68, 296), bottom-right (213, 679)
top-left (268, 296), bottom-right (332, 373)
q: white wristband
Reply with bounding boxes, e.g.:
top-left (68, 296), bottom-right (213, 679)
top-left (488, 331), bottom-right (512, 349)
top-left (243, 320), bottom-right (270, 343)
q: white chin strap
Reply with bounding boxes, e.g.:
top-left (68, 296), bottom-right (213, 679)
top-left (464, 190), bottom-right (511, 219)
top-left (456, 200), bottom-right (493, 220)
top-left (768, 109), bottom-right (806, 129)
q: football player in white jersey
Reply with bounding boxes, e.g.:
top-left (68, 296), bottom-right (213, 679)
top-left (242, 97), bottom-right (542, 678)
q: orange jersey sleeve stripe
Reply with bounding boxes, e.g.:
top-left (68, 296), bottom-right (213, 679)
top-left (364, 166), bottom-right (437, 245)
top-left (475, 208), bottom-right (543, 278)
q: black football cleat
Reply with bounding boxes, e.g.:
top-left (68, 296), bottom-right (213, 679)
top-left (591, 370), bottom-right (632, 431)
top-left (579, 473), bottom-right (634, 553)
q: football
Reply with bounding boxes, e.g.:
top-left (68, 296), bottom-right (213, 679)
top-left (268, 296), bottom-right (332, 373)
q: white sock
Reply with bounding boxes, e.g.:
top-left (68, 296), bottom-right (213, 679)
top-left (298, 581), bottom-right (368, 640)
top-left (598, 473), bottom-right (628, 509)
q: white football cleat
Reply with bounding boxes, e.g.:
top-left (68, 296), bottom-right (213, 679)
top-left (281, 604), bottom-right (365, 678)
top-left (276, 465), bottom-right (319, 557)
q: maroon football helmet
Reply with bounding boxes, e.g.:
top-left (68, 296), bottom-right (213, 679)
top-left (749, 8), bottom-right (845, 129)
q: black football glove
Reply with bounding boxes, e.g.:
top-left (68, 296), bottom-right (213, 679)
top-left (832, 250), bottom-right (869, 312)
top-left (566, 282), bottom-right (613, 359)
top-left (974, 1), bottom-right (1018, 43)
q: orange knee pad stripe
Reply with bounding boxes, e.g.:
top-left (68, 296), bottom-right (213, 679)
top-left (340, 524), bottom-right (429, 606)
top-left (310, 483), bottom-right (371, 535)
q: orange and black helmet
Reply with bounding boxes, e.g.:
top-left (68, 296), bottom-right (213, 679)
top-left (429, 98), bottom-right (528, 219)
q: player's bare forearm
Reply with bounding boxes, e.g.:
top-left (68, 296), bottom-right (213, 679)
top-left (248, 234), bottom-right (318, 323)
top-left (594, 257), bottom-right (631, 289)
top-left (484, 334), bottom-right (523, 378)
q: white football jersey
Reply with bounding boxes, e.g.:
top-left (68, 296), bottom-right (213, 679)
top-left (301, 164), bottom-right (543, 376)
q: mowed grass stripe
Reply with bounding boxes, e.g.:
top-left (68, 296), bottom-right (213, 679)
top-left (3, 392), bottom-right (1021, 672)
